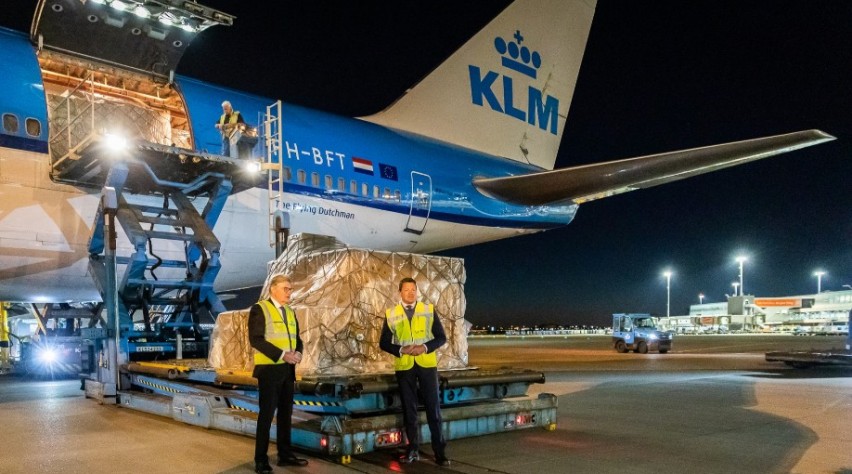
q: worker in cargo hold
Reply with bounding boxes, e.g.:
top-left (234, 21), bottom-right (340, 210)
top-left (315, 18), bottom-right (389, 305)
top-left (215, 100), bottom-right (244, 156)
top-left (380, 277), bottom-right (450, 466)
top-left (248, 274), bottom-right (308, 474)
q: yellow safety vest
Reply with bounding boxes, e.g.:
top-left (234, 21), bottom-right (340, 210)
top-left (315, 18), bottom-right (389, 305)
top-left (218, 111), bottom-right (241, 126)
top-left (386, 302), bottom-right (437, 371)
top-left (253, 300), bottom-right (298, 365)
top-left (0, 303), bottom-right (9, 348)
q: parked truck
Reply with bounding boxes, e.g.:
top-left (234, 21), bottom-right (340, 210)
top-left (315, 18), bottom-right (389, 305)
top-left (612, 313), bottom-right (673, 354)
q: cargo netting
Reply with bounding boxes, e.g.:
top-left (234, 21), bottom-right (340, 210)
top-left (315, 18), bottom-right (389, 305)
top-left (209, 234), bottom-right (469, 376)
top-left (47, 88), bottom-right (190, 164)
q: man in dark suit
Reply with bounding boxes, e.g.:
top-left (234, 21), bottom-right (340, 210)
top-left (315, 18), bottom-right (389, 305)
top-left (379, 277), bottom-right (450, 466)
top-left (248, 274), bottom-right (308, 474)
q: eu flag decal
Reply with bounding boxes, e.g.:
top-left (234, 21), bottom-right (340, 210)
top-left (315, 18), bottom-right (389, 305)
top-left (379, 163), bottom-right (398, 181)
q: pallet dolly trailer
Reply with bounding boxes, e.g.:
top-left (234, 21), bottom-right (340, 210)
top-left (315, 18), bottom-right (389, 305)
top-left (105, 361), bottom-right (557, 463)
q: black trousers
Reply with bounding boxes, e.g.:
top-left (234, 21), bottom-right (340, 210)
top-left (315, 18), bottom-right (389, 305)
top-left (396, 363), bottom-right (446, 457)
top-left (254, 364), bottom-right (296, 463)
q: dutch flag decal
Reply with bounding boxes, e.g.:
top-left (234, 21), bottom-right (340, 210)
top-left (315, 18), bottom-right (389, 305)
top-left (352, 157), bottom-right (374, 175)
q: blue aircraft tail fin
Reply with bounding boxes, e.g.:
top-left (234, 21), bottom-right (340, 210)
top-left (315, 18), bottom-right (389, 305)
top-left (362, 0), bottom-right (597, 171)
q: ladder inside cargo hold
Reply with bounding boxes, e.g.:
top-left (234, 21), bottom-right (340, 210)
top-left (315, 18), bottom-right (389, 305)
top-left (86, 152), bottom-right (236, 357)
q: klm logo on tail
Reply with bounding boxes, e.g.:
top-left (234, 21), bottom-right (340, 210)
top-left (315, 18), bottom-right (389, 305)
top-left (469, 30), bottom-right (559, 134)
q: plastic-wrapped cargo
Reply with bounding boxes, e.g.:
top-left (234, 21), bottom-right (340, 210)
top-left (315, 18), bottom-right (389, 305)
top-left (209, 233), bottom-right (469, 376)
top-left (207, 309), bottom-right (252, 372)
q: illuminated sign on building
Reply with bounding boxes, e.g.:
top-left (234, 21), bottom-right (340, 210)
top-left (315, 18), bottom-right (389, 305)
top-left (754, 298), bottom-right (800, 307)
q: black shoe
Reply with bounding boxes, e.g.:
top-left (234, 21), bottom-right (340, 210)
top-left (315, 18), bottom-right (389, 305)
top-left (254, 461), bottom-right (273, 474)
top-left (399, 450), bottom-right (420, 463)
top-left (435, 456), bottom-right (451, 467)
top-left (277, 454), bottom-right (308, 467)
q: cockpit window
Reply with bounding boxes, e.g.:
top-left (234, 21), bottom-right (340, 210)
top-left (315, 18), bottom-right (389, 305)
top-left (3, 114), bottom-right (19, 134)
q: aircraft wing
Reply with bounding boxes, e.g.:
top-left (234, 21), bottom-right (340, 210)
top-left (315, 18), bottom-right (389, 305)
top-left (472, 130), bottom-right (835, 206)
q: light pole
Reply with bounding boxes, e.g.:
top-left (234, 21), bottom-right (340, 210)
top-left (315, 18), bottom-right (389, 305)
top-left (732, 282), bottom-right (739, 297)
top-left (735, 256), bottom-right (747, 296)
top-left (663, 270), bottom-right (673, 318)
top-left (699, 293), bottom-right (705, 305)
top-left (813, 270), bottom-right (826, 293)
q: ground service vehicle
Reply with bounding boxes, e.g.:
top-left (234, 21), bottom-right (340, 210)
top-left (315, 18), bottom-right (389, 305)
top-left (612, 313), bottom-right (673, 354)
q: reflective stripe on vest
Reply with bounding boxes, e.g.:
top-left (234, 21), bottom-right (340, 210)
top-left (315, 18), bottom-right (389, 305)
top-left (385, 302), bottom-right (437, 370)
top-left (219, 111), bottom-right (241, 125)
top-left (253, 300), bottom-right (298, 366)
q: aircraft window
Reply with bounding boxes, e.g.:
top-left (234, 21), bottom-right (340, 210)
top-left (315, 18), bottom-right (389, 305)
top-left (337, 177), bottom-right (345, 192)
top-left (3, 114), bottom-right (19, 134)
top-left (283, 166), bottom-right (292, 182)
top-left (25, 118), bottom-right (41, 138)
top-left (362, 183), bottom-right (368, 196)
top-left (297, 169), bottom-right (306, 184)
top-left (394, 190), bottom-right (401, 201)
top-left (324, 174), bottom-right (333, 190)
top-left (350, 180), bottom-right (357, 194)
top-left (384, 188), bottom-right (391, 199)
top-left (373, 185), bottom-right (380, 198)
top-left (311, 172), bottom-right (320, 187)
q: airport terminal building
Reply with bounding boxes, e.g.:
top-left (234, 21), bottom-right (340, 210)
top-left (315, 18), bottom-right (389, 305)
top-left (659, 289), bottom-right (852, 334)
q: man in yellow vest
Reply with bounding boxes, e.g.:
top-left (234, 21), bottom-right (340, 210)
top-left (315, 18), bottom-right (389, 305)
top-left (214, 100), bottom-right (244, 157)
top-left (380, 277), bottom-right (450, 466)
top-left (248, 274), bottom-right (308, 474)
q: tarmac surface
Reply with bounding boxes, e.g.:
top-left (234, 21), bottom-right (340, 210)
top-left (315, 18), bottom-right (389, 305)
top-left (1, 334), bottom-right (849, 474)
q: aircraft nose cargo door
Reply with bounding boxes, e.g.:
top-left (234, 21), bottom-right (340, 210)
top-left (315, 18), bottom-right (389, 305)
top-left (30, 0), bottom-right (234, 79)
top-left (405, 171), bottom-right (431, 235)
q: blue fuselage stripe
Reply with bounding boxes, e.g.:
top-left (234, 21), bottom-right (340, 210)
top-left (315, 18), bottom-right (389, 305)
top-left (0, 134), bottom-right (48, 153)
top-left (278, 182), bottom-right (563, 230)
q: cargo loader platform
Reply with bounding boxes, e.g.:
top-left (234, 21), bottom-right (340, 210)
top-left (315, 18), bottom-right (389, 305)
top-left (115, 360), bottom-right (557, 463)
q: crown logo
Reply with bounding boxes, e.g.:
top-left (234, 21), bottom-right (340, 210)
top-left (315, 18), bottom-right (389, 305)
top-left (494, 30), bottom-right (542, 79)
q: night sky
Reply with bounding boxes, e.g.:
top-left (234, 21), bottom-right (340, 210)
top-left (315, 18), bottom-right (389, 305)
top-left (3, 2), bottom-right (850, 327)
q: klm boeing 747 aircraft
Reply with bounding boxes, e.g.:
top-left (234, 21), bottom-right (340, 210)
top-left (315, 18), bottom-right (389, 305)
top-left (0, 0), bottom-right (835, 304)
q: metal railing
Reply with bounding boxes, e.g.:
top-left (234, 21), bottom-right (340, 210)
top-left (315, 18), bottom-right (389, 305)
top-left (48, 71), bottom-right (96, 169)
